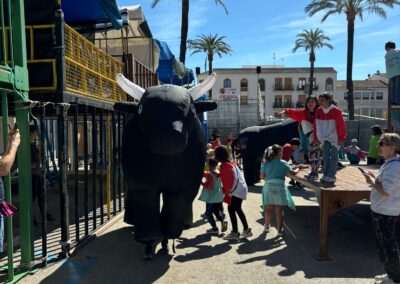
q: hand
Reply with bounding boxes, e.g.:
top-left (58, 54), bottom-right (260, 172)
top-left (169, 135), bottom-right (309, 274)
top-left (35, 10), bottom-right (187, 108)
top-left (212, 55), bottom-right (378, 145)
top-left (278, 110), bottom-right (286, 117)
top-left (363, 174), bottom-right (373, 185)
top-left (9, 129), bottom-right (20, 148)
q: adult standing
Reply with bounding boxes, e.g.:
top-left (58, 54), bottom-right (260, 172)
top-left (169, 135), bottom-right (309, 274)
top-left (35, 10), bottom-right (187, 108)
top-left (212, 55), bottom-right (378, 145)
top-left (0, 128), bottom-right (20, 252)
top-left (361, 133), bottom-right (400, 283)
top-left (385, 41), bottom-right (400, 131)
top-left (367, 125), bottom-right (383, 165)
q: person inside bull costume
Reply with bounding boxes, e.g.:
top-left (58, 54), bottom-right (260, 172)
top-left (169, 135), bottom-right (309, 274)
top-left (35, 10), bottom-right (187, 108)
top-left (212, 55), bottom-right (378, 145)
top-left (114, 73), bottom-right (218, 260)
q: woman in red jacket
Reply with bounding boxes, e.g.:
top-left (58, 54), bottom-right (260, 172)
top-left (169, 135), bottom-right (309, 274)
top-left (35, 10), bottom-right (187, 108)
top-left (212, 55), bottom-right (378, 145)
top-left (281, 95), bottom-right (320, 180)
top-left (215, 146), bottom-right (252, 241)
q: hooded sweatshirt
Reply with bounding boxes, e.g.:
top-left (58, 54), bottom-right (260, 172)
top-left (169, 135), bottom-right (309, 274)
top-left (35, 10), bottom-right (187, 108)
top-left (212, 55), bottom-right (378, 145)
top-left (313, 105), bottom-right (346, 149)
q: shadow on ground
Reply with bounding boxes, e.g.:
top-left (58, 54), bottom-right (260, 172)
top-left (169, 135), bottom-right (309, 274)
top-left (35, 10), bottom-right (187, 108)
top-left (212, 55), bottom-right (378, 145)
top-left (40, 226), bottom-right (172, 284)
top-left (236, 205), bottom-right (382, 280)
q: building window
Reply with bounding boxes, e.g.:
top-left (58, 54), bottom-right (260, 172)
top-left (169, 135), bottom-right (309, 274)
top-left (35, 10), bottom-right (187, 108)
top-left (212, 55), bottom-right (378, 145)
top-left (274, 78), bottom-right (282, 90)
top-left (240, 95), bottom-right (248, 105)
top-left (376, 92), bottom-right (383, 100)
top-left (223, 78), bottom-right (231, 88)
top-left (297, 78), bottom-right (306, 90)
top-left (354, 92), bottom-right (361, 100)
top-left (297, 95), bottom-right (306, 108)
top-left (370, 92), bottom-right (375, 100)
top-left (274, 95), bottom-right (282, 108)
top-left (240, 79), bottom-right (248, 92)
top-left (325, 78), bottom-right (333, 91)
top-left (344, 91), bottom-right (347, 100)
top-left (284, 95), bottom-right (293, 108)
top-left (361, 108), bottom-right (369, 116)
top-left (258, 78), bottom-right (265, 92)
top-left (375, 109), bottom-right (383, 118)
top-left (362, 92), bottom-right (369, 100)
top-left (284, 78), bottom-right (293, 90)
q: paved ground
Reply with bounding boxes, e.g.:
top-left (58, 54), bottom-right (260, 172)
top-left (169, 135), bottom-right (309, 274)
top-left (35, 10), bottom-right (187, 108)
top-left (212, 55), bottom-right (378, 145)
top-left (20, 179), bottom-right (384, 284)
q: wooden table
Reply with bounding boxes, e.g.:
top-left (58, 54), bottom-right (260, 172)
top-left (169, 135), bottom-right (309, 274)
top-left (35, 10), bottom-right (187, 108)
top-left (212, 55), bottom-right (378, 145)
top-left (289, 165), bottom-right (379, 260)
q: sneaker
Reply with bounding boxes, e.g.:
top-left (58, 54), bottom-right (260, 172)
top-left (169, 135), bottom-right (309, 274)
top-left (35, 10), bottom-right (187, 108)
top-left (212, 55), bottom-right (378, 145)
top-left (324, 176), bottom-right (336, 183)
top-left (206, 227), bottom-right (219, 234)
top-left (320, 175), bottom-right (328, 182)
top-left (375, 274), bottom-right (388, 281)
top-left (305, 173), bottom-right (318, 181)
top-left (277, 229), bottom-right (285, 237)
top-left (240, 228), bottom-right (253, 239)
top-left (379, 277), bottom-right (395, 284)
top-left (221, 221), bottom-right (228, 233)
top-left (263, 224), bottom-right (270, 233)
top-left (289, 179), bottom-right (296, 186)
top-left (223, 232), bottom-right (240, 240)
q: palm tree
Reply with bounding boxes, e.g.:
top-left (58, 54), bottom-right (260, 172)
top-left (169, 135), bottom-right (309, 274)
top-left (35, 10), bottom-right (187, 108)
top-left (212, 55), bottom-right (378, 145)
top-left (151, 0), bottom-right (228, 64)
top-left (305, 0), bottom-right (400, 120)
top-left (293, 28), bottom-right (333, 97)
top-left (188, 34), bottom-right (232, 75)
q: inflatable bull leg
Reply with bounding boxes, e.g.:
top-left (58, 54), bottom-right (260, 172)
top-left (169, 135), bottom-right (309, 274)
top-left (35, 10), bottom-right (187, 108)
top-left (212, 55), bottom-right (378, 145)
top-left (115, 73), bottom-right (217, 260)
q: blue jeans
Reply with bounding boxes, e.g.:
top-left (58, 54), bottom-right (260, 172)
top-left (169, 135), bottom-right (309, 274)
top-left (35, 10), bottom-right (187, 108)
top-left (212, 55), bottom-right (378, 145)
top-left (322, 141), bottom-right (338, 179)
top-left (390, 75), bottom-right (400, 105)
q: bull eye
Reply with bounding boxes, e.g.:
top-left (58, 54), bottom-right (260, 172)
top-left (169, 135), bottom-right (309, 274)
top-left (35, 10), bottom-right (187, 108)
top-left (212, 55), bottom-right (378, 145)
top-left (190, 104), bottom-right (196, 114)
top-left (138, 104), bottom-right (143, 114)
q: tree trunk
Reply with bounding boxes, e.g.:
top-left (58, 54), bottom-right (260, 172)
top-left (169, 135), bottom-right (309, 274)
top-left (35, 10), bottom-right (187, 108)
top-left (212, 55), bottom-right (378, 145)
top-left (309, 51), bottom-right (315, 97)
top-left (346, 19), bottom-right (355, 120)
top-left (208, 53), bottom-right (213, 98)
top-left (179, 0), bottom-right (189, 64)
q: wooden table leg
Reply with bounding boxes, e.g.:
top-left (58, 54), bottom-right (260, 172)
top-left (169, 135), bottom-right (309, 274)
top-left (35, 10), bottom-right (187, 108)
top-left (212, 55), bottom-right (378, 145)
top-left (318, 189), bottom-right (332, 260)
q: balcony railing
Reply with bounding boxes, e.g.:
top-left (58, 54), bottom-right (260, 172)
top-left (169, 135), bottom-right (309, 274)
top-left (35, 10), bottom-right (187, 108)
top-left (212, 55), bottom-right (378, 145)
top-left (64, 24), bottom-right (125, 102)
top-left (23, 24), bottom-right (127, 102)
top-left (273, 102), bottom-right (294, 108)
top-left (274, 84), bottom-right (294, 91)
top-left (296, 101), bottom-right (305, 108)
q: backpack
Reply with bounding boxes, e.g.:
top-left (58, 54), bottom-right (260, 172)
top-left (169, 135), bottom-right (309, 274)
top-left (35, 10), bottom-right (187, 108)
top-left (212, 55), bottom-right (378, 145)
top-left (230, 164), bottom-right (248, 200)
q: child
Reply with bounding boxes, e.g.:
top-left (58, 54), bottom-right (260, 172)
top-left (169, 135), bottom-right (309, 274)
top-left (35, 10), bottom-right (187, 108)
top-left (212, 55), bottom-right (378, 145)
top-left (345, 139), bottom-right (365, 165)
top-left (282, 138), bottom-right (303, 188)
top-left (282, 95), bottom-right (321, 180)
top-left (199, 158), bottom-right (228, 233)
top-left (260, 145), bottom-right (303, 236)
top-left (215, 146), bottom-right (252, 241)
top-left (314, 92), bottom-right (346, 183)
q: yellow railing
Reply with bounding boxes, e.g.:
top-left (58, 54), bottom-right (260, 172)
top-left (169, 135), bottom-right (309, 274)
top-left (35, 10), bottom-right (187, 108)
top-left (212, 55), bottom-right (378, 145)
top-left (64, 24), bottom-right (125, 102)
top-left (24, 24), bottom-right (126, 102)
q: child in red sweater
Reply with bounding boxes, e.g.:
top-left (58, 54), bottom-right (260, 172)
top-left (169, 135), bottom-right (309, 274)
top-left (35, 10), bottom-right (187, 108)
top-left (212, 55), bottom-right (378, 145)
top-left (314, 93), bottom-right (346, 183)
top-left (282, 95), bottom-right (321, 180)
top-left (215, 146), bottom-right (252, 241)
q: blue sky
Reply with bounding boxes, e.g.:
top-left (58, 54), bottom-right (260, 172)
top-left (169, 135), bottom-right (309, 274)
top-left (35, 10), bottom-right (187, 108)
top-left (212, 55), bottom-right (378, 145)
top-left (116, 0), bottom-right (400, 80)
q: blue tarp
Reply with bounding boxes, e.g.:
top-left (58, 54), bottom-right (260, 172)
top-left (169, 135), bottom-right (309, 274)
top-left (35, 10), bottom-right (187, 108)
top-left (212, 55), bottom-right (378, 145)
top-left (62, 0), bottom-right (122, 29)
top-left (155, 39), bottom-right (194, 85)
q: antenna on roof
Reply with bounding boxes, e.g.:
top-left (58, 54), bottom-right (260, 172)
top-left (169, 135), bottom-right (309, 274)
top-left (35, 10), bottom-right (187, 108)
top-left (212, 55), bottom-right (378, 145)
top-left (273, 53), bottom-right (276, 68)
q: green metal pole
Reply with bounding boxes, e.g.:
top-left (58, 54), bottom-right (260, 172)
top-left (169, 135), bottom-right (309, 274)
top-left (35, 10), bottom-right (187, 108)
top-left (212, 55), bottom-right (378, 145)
top-left (2, 92), bottom-right (14, 281)
top-left (11, 0), bottom-right (34, 265)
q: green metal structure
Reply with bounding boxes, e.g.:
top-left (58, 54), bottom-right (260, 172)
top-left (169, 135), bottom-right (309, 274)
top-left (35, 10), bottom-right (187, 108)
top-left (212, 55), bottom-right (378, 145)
top-left (0, 0), bottom-right (33, 282)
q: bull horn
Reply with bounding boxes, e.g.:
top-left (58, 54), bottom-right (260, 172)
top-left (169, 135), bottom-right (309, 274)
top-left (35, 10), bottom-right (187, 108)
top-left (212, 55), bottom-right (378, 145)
top-left (116, 73), bottom-right (145, 101)
top-left (188, 72), bottom-right (217, 100)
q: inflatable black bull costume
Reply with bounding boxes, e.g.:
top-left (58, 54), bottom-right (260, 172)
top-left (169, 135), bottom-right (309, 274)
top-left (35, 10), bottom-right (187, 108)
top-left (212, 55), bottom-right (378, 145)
top-left (115, 73), bottom-right (217, 259)
top-left (239, 119), bottom-right (298, 185)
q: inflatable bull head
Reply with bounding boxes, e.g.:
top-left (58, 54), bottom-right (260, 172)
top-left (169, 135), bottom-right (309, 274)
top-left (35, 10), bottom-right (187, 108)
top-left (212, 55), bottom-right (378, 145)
top-left (114, 74), bottom-right (217, 259)
top-left (115, 73), bottom-right (217, 155)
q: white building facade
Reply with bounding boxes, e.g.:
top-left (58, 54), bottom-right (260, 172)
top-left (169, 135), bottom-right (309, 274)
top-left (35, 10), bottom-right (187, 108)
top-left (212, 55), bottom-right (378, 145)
top-left (334, 80), bottom-right (388, 119)
top-left (199, 66), bottom-right (337, 137)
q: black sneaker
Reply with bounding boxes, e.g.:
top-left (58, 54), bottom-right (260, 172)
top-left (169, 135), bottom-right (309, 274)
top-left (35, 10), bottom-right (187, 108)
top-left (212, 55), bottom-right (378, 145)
top-left (206, 227), bottom-right (219, 234)
top-left (221, 221), bottom-right (228, 232)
